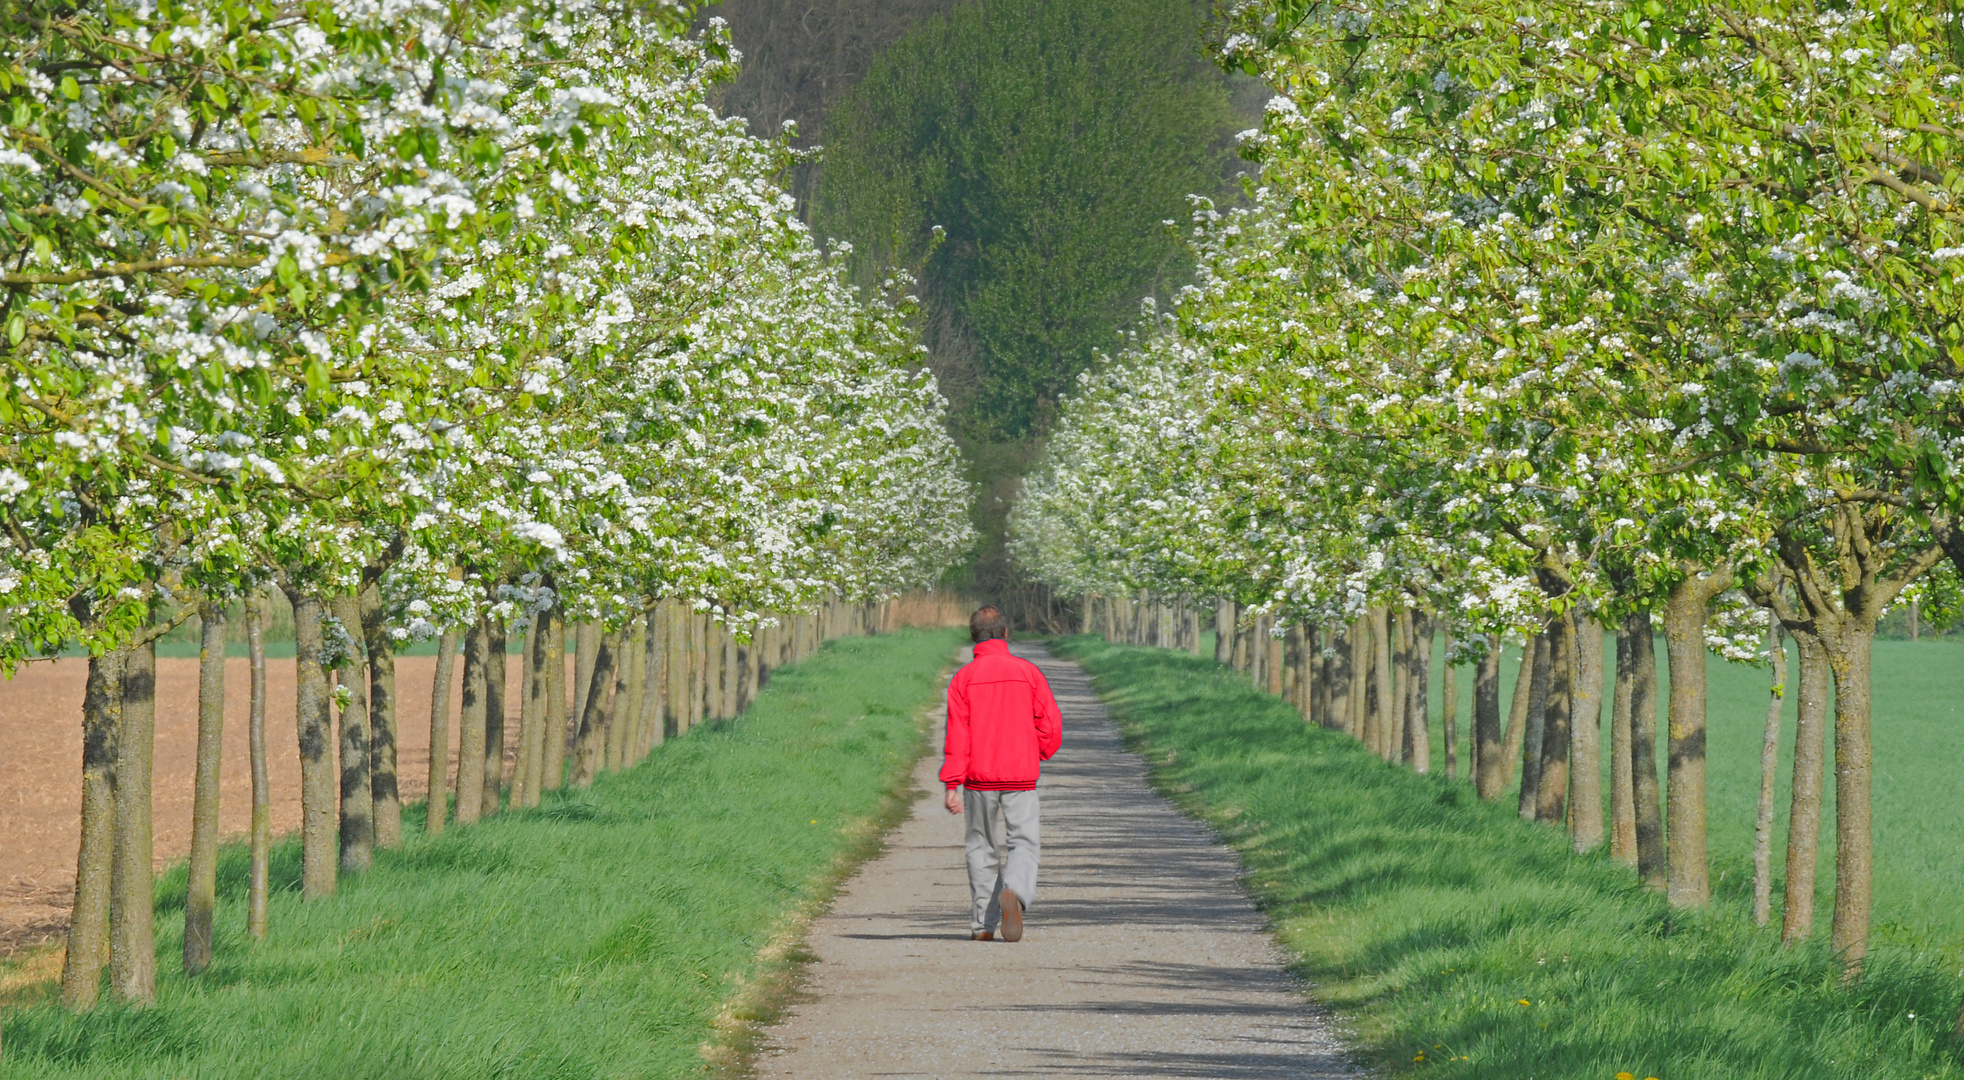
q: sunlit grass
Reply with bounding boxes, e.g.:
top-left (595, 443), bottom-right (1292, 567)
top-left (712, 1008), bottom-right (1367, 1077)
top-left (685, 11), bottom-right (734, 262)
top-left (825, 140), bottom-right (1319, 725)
top-left (1058, 634), bottom-right (1964, 1080)
top-left (1, 628), bottom-right (960, 1079)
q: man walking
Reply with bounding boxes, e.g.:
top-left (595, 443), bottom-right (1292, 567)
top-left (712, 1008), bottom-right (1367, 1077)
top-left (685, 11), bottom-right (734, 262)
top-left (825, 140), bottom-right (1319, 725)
top-left (942, 605), bottom-right (1062, 942)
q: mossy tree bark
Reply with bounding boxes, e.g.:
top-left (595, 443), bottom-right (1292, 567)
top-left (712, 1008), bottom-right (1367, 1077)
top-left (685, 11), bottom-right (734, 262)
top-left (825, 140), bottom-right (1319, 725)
top-left (184, 602), bottom-right (226, 974)
top-left (426, 630), bottom-right (458, 834)
top-left (109, 635), bottom-right (157, 1003)
top-left (61, 649), bottom-right (124, 1009)
top-left (359, 581), bottom-right (401, 850)
top-left (247, 596), bottom-right (270, 940)
top-left (1569, 616), bottom-right (1605, 853)
top-left (290, 593), bottom-right (337, 897)
top-left (331, 594), bottom-right (373, 874)
top-left (1473, 643), bottom-right (1505, 800)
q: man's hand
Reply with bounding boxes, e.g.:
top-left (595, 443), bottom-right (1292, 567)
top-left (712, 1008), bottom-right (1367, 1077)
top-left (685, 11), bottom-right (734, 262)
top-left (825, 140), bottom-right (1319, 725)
top-left (944, 787), bottom-right (964, 815)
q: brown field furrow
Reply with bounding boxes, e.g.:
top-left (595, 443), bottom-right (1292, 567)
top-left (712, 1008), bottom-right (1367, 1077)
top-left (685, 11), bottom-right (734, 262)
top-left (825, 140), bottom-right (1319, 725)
top-left (0, 654), bottom-right (537, 956)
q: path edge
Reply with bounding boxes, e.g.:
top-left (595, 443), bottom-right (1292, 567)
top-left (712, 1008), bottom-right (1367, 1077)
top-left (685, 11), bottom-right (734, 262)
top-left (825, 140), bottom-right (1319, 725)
top-left (1045, 634), bottom-right (1372, 1074)
top-left (699, 645), bottom-right (962, 1078)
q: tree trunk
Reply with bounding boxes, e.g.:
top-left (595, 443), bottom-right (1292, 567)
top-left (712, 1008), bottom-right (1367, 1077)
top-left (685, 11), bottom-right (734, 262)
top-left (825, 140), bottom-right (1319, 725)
top-left (247, 596), bottom-right (270, 940)
top-left (1536, 615), bottom-right (1572, 825)
top-left (1501, 634), bottom-right (1536, 804)
top-left (1627, 614), bottom-right (1665, 887)
top-left (572, 630), bottom-right (620, 786)
top-left (290, 594), bottom-right (337, 897)
top-left (1753, 622), bottom-right (1786, 928)
top-left (572, 620), bottom-right (598, 742)
top-left (454, 616), bottom-right (488, 825)
top-left (1664, 574), bottom-right (1726, 909)
top-left (1214, 600), bottom-right (1233, 665)
top-left (184, 602), bottom-right (226, 974)
top-left (1265, 620), bottom-right (1284, 696)
top-left (1372, 608), bottom-right (1394, 761)
top-left (609, 616), bottom-right (645, 770)
top-left (1783, 629), bottom-right (1830, 945)
top-left (331, 595), bottom-right (372, 874)
top-left (62, 650), bottom-right (125, 1009)
top-left (665, 603), bottom-right (686, 741)
top-left (109, 635), bottom-right (157, 1004)
top-left (1441, 629), bottom-right (1458, 781)
top-left (1323, 623), bottom-right (1348, 732)
top-left (1569, 616), bottom-right (1605, 853)
top-left (1348, 615), bottom-right (1369, 740)
top-left (360, 582), bottom-right (400, 850)
top-left (1390, 609), bottom-right (1412, 763)
top-left (652, 608), bottom-right (675, 761)
top-left (510, 617), bottom-right (537, 808)
top-left (1409, 611), bottom-right (1432, 774)
top-left (1473, 643), bottom-right (1505, 800)
top-left (1518, 631), bottom-right (1550, 821)
top-left (481, 619), bottom-right (506, 816)
top-left (426, 630), bottom-right (458, 832)
top-left (541, 610), bottom-right (568, 790)
top-left (1609, 620), bottom-right (1638, 866)
top-left (1829, 629), bottom-right (1876, 977)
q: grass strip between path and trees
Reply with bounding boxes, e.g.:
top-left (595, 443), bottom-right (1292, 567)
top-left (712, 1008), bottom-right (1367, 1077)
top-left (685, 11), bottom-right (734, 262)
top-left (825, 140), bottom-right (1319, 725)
top-left (0, 627), bottom-right (961, 1079)
top-left (1053, 634), bottom-right (1964, 1080)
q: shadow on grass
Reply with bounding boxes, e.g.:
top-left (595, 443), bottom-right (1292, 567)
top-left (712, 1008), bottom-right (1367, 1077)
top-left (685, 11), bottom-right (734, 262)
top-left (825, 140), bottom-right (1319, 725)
top-left (1052, 634), bottom-right (1964, 1080)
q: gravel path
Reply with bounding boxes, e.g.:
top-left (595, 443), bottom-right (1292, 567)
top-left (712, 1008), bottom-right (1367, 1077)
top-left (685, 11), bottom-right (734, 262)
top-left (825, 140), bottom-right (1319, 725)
top-left (757, 642), bottom-right (1357, 1079)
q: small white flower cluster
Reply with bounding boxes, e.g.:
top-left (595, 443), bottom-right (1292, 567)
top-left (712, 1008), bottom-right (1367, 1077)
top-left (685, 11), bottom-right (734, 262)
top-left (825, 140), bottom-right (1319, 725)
top-left (0, 1), bottom-right (972, 660)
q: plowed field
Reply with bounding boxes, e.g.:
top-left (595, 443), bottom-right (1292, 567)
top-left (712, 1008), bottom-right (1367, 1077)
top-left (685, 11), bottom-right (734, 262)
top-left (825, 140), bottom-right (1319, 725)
top-left (0, 654), bottom-right (533, 955)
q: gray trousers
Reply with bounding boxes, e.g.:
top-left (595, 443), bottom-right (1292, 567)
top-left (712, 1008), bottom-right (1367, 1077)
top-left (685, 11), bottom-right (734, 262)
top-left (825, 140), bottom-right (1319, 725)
top-left (963, 788), bottom-right (1041, 933)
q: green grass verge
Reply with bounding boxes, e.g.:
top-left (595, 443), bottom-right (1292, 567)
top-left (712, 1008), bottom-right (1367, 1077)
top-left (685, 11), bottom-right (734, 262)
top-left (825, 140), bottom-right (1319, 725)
top-left (1, 627), bottom-right (961, 1079)
top-left (1054, 633), bottom-right (1964, 1080)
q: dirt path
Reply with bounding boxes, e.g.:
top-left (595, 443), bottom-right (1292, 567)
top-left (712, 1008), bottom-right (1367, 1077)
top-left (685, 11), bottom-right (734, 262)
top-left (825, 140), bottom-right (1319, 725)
top-left (757, 642), bottom-right (1357, 1079)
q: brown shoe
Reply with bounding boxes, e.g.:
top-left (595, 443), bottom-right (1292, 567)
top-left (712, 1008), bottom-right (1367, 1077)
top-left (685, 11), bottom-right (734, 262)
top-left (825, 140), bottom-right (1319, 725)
top-left (971, 930), bottom-right (994, 941)
top-left (1000, 890), bottom-right (1024, 942)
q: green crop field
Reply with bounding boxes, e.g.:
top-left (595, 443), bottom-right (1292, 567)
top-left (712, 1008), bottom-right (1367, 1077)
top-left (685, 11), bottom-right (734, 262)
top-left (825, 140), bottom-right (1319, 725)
top-left (0, 628), bottom-right (960, 1080)
top-left (1427, 635), bottom-right (1964, 957)
top-left (1064, 633), bottom-right (1964, 1080)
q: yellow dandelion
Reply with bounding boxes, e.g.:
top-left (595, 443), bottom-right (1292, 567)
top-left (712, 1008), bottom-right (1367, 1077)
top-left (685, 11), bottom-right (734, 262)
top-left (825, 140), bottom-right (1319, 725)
top-left (1518, 998), bottom-right (1531, 1006)
top-left (810, 819), bottom-right (818, 824)
top-left (1616, 1074), bottom-right (1634, 1080)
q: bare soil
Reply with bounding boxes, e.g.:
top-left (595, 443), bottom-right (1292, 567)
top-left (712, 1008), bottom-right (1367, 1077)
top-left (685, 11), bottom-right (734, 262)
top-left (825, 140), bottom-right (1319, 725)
top-left (0, 654), bottom-right (536, 956)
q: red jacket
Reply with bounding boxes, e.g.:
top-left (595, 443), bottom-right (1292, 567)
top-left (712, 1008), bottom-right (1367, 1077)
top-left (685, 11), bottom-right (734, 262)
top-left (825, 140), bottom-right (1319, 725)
top-left (940, 638), bottom-right (1062, 791)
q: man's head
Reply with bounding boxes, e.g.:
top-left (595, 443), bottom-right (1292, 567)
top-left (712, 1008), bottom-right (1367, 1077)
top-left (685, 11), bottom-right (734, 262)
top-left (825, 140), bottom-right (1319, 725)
top-left (969, 605), bottom-right (1010, 644)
